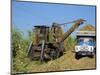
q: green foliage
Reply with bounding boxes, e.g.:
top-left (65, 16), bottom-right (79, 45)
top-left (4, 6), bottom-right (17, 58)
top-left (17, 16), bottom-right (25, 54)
top-left (27, 30), bottom-right (35, 42)
top-left (12, 27), bottom-right (30, 74)
top-left (64, 36), bottom-right (75, 51)
top-left (12, 27), bottom-right (23, 57)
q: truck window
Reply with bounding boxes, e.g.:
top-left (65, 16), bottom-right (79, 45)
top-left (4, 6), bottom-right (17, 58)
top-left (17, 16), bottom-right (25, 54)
top-left (77, 37), bottom-right (94, 46)
top-left (77, 38), bottom-right (84, 45)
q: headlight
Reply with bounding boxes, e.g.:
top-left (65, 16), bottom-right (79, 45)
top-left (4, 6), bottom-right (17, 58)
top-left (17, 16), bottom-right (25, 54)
top-left (75, 46), bottom-right (79, 52)
top-left (87, 46), bottom-right (94, 52)
top-left (90, 47), bottom-right (93, 52)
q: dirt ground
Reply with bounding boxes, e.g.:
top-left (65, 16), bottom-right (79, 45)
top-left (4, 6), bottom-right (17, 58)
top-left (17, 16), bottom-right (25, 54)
top-left (26, 50), bottom-right (96, 73)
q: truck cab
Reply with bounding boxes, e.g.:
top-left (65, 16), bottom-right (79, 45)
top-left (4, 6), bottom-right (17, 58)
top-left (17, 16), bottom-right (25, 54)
top-left (75, 31), bottom-right (96, 59)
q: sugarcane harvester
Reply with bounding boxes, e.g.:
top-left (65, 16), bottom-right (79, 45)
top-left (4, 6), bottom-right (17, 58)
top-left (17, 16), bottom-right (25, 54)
top-left (27, 19), bottom-right (85, 61)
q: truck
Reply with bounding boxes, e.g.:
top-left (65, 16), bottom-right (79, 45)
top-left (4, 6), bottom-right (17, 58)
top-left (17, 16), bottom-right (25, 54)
top-left (75, 30), bottom-right (96, 59)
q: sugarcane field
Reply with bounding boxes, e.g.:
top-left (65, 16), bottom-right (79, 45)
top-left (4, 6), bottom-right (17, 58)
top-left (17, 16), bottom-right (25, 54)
top-left (12, 1), bottom-right (96, 74)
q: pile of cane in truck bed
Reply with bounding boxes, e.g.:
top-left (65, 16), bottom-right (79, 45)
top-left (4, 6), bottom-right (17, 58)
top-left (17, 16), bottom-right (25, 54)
top-left (79, 25), bottom-right (95, 31)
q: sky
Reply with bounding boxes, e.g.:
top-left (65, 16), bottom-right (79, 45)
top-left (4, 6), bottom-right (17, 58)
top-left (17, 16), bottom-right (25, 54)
top-left (12, 0), bottom-right (96, 37)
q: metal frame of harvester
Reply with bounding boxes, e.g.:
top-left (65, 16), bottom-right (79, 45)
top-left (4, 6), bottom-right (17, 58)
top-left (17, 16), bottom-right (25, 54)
top-left (27, 19), bottom-right (85, 62)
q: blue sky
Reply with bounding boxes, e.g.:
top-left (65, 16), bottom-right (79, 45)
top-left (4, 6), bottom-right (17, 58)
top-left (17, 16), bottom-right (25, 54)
top-left (12, 1), bottom-right (96, 37)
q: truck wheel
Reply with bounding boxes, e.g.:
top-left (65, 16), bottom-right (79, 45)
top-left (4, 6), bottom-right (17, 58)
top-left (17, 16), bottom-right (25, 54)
top-left (75, 53), bottom-right (81, 60)
top-left (88, 55), bottom-right (94, 58)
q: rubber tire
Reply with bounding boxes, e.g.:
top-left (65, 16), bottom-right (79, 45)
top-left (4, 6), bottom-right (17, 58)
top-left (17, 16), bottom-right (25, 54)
top-left (50, 49), bottom-right (58, 59)
top-left (75, 53), bottom-right (81, 60)
top-left (88, 55), bottom-right (94, 58)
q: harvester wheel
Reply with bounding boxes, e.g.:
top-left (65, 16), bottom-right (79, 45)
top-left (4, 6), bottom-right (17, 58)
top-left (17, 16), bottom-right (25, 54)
top-left (50, 49), bottom-right (58, 59)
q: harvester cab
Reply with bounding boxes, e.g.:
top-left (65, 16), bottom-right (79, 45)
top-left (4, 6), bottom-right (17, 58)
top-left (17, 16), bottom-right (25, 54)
top-left (34, 25), bottom-right (49, 45)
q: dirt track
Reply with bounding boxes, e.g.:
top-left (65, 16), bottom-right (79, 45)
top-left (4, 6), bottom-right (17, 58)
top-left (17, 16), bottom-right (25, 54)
top-left (26, 50), bottom-right (96, 72)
